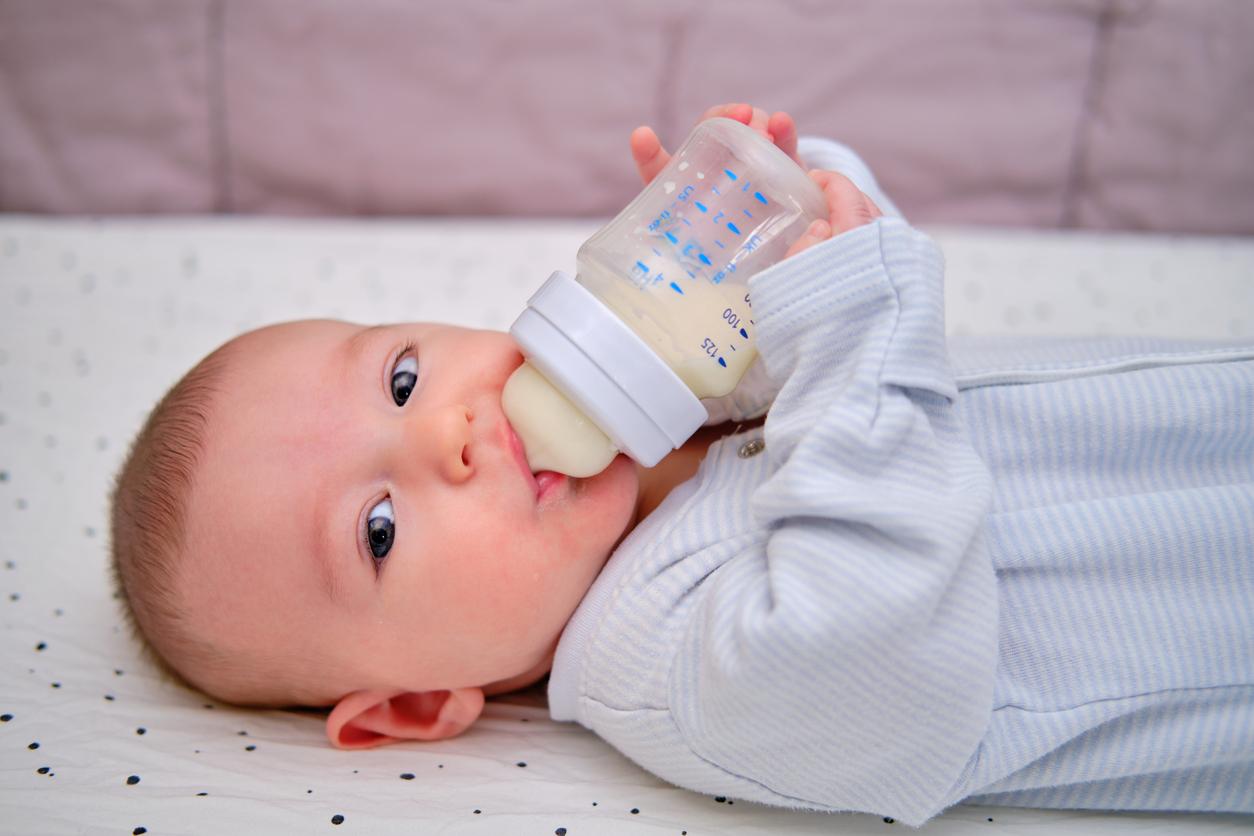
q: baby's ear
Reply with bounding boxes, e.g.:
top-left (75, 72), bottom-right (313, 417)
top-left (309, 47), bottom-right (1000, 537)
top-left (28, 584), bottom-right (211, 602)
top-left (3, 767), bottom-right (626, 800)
top-left (326, 688), bottom-right (485, 749)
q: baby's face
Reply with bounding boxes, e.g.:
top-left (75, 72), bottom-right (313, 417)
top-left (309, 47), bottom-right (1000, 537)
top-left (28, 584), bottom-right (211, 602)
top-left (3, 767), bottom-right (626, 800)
top-left (183, 320), bottom-right (639, 703)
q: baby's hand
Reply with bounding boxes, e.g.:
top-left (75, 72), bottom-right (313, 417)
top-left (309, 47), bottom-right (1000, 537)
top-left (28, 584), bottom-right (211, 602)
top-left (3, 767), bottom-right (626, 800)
top-left (630, 102), bottom-right (805, 185)
top-left (783, 170), bottom-right (884, 259)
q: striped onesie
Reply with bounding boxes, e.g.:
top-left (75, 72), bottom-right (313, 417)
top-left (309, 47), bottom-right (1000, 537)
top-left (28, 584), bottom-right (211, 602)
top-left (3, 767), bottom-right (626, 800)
top-left (547, 139), bottom-right (1253, 825)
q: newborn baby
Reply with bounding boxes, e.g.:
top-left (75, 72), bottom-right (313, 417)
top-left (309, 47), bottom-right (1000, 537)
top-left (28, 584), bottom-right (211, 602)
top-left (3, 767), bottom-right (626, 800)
top-left (110, 103), bottom-right (1253, 825)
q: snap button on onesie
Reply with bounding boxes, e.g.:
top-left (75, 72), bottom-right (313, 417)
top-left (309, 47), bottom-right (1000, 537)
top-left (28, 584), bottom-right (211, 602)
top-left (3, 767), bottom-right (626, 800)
top-left (737, 438), bottom-right (765, 458)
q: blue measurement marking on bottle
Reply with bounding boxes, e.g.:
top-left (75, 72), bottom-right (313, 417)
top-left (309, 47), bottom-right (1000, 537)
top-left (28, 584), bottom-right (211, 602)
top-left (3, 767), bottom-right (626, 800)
top-left (712, 186), bottom-right (721, 196)
top-left (636, 260), bottom-right (649, 273)
top-left (695, 202), bottom-right (708, 213)
top-left (665, 231), bottom-right (678, 244)
top-left (682, 217), bottom-right (693, 227)
top-left (670, 281), bottom-right (684, 294)
top-left (740, 328), bottom-right (748, 338)
top-left (714, 240), bottom-right (725, 249)
top-left (652, 247), bottom-right (663, 257)
top-left (754, 191), bottom-right (768, 204)
top-left (698, 253), bottom-right (711, 266)
top-left (743, 209), bottom-right (753, 218)
top-left (718, 357), bottom-right (727, 367)
top-left (724, 169), bottom-right (738, 180)
top-left (726, 222), bottom-right (741, 235)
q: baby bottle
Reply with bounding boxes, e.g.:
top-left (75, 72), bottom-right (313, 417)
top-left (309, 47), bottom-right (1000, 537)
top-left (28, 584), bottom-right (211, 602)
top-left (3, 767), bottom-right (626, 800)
top-left (503, 117), bottom-right (827, 478)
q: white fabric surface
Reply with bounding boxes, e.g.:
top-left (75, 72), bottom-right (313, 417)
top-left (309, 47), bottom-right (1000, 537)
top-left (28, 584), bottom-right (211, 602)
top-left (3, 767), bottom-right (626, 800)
top-left (1, 215), bottom-right (1251, 834)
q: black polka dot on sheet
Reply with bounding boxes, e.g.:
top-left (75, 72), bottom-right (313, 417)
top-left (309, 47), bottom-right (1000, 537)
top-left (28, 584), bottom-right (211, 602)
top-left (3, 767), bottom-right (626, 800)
top-left (1, 714), bottom-right (11, 721)
top-left (126, 775), bottom-right (140, 785)
top-left (331, 814), bottom-right (344, 825)
top-left (28, 741), bottom-right (39, 750)
top-left (399, 773), bottom-right (414, 780)
top-left (133, 828), bottom-right (146, 835)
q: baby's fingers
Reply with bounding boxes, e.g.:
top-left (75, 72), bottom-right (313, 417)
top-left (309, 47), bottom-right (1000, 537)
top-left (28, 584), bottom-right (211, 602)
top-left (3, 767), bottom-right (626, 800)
top-left (784, 218), bottom-right (832, 260)
top-left (701, 102), bottom-right (754, 124)
top-left (810, 170), bottom-right (882, 235)
top-left (630, 125), bottom-right (670, 184)
top-left (767, 111), bottom-right (803, 167)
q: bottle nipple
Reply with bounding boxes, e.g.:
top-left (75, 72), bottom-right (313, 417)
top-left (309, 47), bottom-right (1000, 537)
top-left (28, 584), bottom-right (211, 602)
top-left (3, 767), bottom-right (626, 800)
top-left (502, 361), bottom-right (618, 478)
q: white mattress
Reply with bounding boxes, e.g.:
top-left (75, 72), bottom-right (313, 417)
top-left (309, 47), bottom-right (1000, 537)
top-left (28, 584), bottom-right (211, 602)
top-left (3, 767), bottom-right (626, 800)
top-left (1, 216), bottom-right (1250, 835)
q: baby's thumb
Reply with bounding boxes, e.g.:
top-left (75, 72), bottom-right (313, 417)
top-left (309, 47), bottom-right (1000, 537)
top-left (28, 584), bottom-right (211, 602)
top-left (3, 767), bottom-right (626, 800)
top-left (784, 218), bottom-right (831, 260)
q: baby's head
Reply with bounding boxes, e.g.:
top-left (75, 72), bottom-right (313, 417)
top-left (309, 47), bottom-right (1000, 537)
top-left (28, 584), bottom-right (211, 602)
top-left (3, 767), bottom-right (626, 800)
top-left (110, 320), bottom-right (640, 747)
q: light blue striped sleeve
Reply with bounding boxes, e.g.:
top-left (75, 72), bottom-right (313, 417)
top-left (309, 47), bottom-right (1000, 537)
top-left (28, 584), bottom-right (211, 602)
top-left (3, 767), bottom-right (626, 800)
top-left (669, 218), bottom-right (999, 826)
top-left (700, 136), bottom-right (901, 426)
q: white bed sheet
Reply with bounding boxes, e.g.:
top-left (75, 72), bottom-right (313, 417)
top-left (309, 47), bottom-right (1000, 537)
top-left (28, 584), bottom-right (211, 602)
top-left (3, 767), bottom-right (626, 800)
top-left (1, 216), bottom-right (1251, 835)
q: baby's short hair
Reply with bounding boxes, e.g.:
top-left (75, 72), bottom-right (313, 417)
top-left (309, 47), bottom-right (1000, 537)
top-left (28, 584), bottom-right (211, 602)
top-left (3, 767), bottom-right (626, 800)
top-left (109, 344), bottom-right (235, 698)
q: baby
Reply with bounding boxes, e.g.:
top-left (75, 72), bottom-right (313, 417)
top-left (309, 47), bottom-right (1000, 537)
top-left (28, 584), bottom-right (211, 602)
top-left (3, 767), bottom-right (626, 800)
top-left (110, 104), bottom-right (1253, 825)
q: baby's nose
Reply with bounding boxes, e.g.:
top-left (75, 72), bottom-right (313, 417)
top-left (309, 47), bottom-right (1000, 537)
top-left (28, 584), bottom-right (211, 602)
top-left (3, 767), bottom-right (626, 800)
top-left (413, 403), bottom-right (474, 483)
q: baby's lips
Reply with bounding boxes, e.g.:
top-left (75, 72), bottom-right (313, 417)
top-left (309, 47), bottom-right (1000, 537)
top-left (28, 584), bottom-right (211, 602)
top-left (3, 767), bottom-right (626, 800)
top-left (534, 470), bottom-right (567, 500)
top-left (505, 420), bottom-right (542, 497)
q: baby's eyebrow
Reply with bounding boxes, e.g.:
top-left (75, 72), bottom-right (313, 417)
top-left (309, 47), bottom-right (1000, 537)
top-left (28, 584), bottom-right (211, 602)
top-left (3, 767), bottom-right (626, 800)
top-left (343, 324), bottom-right (385, 369)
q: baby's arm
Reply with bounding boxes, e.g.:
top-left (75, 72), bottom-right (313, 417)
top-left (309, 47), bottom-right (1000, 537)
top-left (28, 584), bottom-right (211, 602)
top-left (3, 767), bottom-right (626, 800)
top-left (581, 210), bottom-right (998, 825)
top-left (683, 221), bottom-right (996, 823)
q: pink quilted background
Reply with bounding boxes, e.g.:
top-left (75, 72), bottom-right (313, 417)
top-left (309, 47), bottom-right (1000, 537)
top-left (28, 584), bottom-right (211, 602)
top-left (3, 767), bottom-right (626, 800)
top-left (1, 0), bottom-right (1251, 233)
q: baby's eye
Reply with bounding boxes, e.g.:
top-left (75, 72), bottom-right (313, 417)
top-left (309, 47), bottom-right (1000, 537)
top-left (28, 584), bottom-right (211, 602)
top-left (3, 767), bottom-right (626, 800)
top-left (391, 355), bottom-right (418, 406)
top-left (365, 498), bottom-right (395, 561)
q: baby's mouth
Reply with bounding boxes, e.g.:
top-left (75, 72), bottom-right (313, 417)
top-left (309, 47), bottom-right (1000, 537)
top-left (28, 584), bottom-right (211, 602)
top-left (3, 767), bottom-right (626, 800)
top-left (505, 420), bottom-right (540, 497)
top-left (534, 470), bottom-right (567, 500)
top-left (502, 409), bottom-right (573, 502)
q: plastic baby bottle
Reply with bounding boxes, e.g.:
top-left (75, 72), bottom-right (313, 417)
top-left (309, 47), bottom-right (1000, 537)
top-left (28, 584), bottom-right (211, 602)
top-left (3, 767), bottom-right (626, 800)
top-left (503, 117), bottom-right (828, 478)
